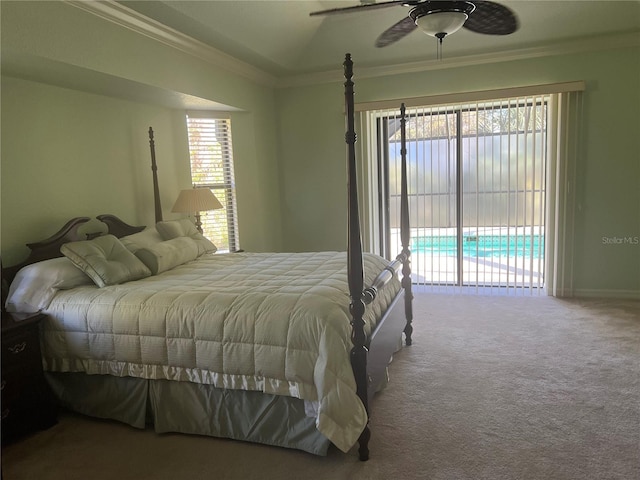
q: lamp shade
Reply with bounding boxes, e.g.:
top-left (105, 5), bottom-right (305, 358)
top-left (415, 11), bottom-right (468, 38)
top-left (171, 187), bottom-right (223, 214)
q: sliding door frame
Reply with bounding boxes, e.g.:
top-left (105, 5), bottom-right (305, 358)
top-left (357, 82), bottom-right (584, 296)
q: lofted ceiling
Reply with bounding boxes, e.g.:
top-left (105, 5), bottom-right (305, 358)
top-left (117, 0), bottom-right (640, 78)
top-left (3, 1), bottom-right (638, 109)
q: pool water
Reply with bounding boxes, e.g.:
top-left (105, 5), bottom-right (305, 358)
top-left (413, 235), bottom-right (544, 259)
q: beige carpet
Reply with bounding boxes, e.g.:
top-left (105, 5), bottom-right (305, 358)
top-left (2, 293), bottom-right (639, 480)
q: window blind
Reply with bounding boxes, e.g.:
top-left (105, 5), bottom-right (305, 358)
top-left (186, 116), bottom-right (239, 252)
top-left (359, 84), bottom-right (583, 296)
top-left (366, 97), bottom-right (550, 294)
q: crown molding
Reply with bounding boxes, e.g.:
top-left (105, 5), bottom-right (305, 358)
top-left (63, 1), bottom-right (639, 90)
top-left (64, 0), bottom-right (278, 88)
top-left (278, 31), bottom-right (640, 88)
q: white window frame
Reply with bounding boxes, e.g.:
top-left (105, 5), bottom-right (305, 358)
top-left (186, 112), bottom-right (239, 252)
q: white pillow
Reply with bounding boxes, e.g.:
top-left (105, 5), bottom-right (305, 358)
top-left (156, 218), bottom-right (217, 255)
top-left (120, 227), bottom-right (164, 254)
top-left (5, 257), bottom-right (94, 313)
top-left (61, 234), bottom-right (151, 288)
top-left (135, 237), bottom-right (200, 275)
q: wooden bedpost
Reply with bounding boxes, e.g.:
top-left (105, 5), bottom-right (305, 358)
top-left (148, 127), bottom-right (163, 224)
top-left (399, 104), bottom-right (413, 345)
top-left (343, 53), bottom-right (370, 462)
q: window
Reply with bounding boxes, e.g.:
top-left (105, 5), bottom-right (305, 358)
top-left (357, 82), bottom-right (584, 295)
top-left (186, 114), bottom-right (239, 252)
top-left (379, 99), bottom-right (548, 293)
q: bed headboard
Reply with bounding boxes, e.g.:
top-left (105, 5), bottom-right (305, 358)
top-left (3, 215), bottom-right (145, 284)
top-left (148, 127), bottom-right (163, 224)
top-left (95, 214), bottom-right (145, 238)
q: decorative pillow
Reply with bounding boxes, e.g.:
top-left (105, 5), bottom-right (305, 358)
top-left (5, 257), bottom-right (94, 313)
top-left (155, 218), bottom-right (217, 255)
top-left (120, 227), bottom-right (164, 254)
top-left (61, 234), bottom-right (151, 288)
top-left (134, 237), bottom-right (200, 275)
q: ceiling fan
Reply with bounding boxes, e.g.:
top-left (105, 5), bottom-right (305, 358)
top-left (309, 1), bottom-right (518, 51)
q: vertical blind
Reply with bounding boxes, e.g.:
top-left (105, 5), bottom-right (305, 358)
top-left (186, 115), bottom-right (239, 252)
top-left (357, 82), bottom-right (584, 295)
top-left (391, 99), bottom-right (547, 294)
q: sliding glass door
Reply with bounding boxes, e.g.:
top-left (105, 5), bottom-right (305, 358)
top-left (379, 98), bottom-right (548, 292)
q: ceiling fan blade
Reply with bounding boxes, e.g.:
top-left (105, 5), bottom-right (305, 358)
top-left (463, 1), bottom-right (518, 35)
top-left (375, 16), bottom-right (418, 47)
top-left (310, 0), bottom-right (408, 17)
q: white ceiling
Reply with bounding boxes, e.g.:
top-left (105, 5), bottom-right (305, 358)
top-left (117, 0), bottom-right (640, 77)
top-left (3, 1), bottom-right (637, 109)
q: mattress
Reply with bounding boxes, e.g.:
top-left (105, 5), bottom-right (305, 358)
top-left (40, 251), bottom-right (400, 452)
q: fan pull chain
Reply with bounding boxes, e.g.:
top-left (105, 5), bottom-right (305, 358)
top-left (436, 34), bottom-right (445, 61)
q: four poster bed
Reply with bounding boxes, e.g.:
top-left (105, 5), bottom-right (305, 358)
top-left (4, 55), bottom-right (413, 460)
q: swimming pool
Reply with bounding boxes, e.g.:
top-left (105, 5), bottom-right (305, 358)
top-left (412, 235), bottom-right (544, 259)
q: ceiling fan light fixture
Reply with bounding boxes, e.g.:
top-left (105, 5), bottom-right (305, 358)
top-left (410, 1), bottom-right (476, 38)
top-left (414, 11), bottom-right (468, 38)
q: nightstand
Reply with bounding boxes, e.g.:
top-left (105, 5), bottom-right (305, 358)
top-left (1, 312), bottom-right (57, 444)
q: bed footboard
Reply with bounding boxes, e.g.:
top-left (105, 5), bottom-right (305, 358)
top-left (398, 103), bottom-right (413, 346)
top-left (343, 55), bottom-right (412, 461)
top-left (343, 53), bottom-right (371, 461)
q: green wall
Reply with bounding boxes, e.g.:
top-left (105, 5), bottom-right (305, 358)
top-left (1, 1), bottom-right (283, 265)
top-left (276, 47), bottom-right (640, 297)
top-left (1, 76), bottom-right (188, 264)
top-left (1, 1), bottom-right (638, 296)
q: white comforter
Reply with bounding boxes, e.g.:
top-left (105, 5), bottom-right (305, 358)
top-left (41, 251), bottom-right (401, 452)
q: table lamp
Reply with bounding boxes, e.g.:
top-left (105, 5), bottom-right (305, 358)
top-left (171, 186), bottom-right (223, 234)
